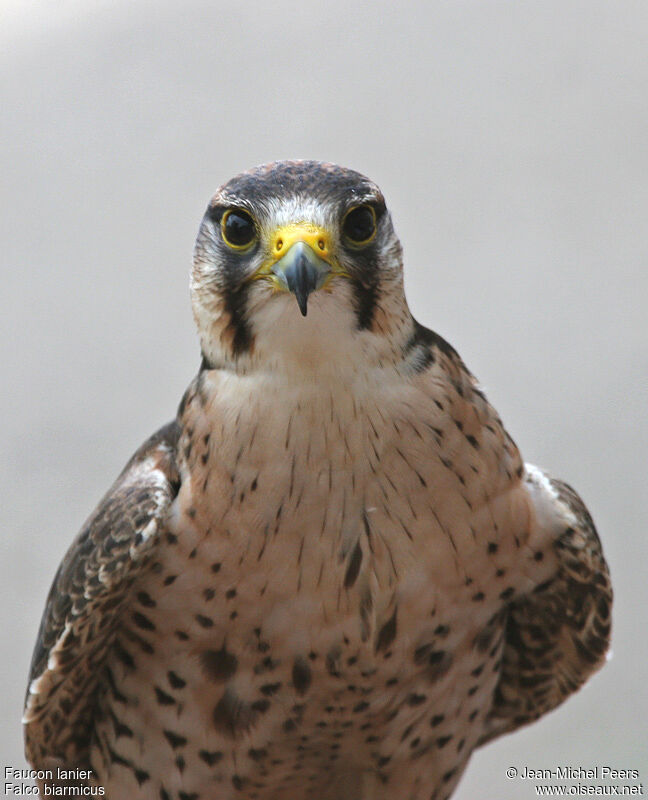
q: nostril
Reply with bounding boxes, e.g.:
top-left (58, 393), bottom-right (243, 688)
top-left (318, 239), bottom-right (325, 250)
top-left (276, 239), bottom-right (283, 252)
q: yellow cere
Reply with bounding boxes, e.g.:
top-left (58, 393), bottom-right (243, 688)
top-left (271, 223), bottom-right (331, 260)
top-left (252, 223), bottom-right (349, 288)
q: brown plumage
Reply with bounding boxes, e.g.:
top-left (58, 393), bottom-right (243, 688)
top-left (25, 161), bottom-right (612, 800)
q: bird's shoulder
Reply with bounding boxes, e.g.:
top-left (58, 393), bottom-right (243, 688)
top-left (24, 420), bottom-right (181, 769)
top-left (478, 464), bottom-right (612, 744)
top-left (405, 319), bottom-right (500, 419)
top-left (404, 319), bottom-right (524, 481)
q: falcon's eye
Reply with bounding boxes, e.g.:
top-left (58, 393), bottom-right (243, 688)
top-left (342, 205), bottom-right (377, 247)
top-left (221, 209), bottom-right (257, 250)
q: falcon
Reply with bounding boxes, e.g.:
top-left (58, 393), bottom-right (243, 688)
top-left (24, 161), bottom-right (612, 800)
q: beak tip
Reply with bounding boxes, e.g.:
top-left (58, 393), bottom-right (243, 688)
top-left (274, 241), bottom-right (329, 319)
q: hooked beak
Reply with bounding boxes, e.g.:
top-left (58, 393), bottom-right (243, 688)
top-left (271, 241), bottom-right (331, 316)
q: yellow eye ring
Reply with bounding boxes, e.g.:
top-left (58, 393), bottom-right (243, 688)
top-left (342, 205), bottom-right (377, 247)
top-left (221, 208), bottom-right (257, 250)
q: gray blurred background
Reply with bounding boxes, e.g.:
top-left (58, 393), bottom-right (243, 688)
top-left (1, 0), bottom-right (646, 795)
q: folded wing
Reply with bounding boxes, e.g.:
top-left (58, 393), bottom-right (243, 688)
top-left (24, 421), bottom-right (181, 771)
top-left (479, 465), bottom-right (612, 745)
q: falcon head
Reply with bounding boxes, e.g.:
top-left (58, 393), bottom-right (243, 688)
top-left (192, 161), bottom-right (409, 373)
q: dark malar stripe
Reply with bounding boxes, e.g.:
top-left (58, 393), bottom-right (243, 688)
top-left (224, 280), bottom-right (254, 356)
top-left (351, 277), bottom-right (379, 330)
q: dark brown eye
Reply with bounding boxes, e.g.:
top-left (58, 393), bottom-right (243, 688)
top-left (221, 208), bottom-right (256, 249)
top-left (342, 205), bottom-right (377, 246)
